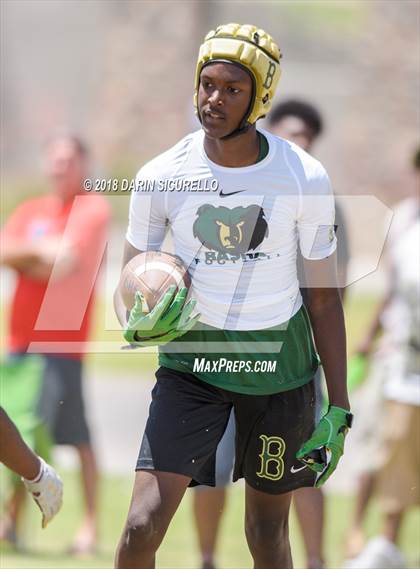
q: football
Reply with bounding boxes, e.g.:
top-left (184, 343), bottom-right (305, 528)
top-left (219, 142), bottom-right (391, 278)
top-left (116, 251), bottom-right (191, 320)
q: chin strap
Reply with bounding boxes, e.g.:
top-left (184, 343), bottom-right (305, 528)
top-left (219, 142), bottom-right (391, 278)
top-left (220, 121), bottom-right (253, 140)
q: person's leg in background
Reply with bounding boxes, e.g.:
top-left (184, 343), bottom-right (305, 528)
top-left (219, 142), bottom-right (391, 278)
top-left (294, 487), bottom-right (324, 569)
top-left (0, 484), bottom-right (25, 545)
top-left (42, 356), bottom-right (99, 554)
top-left (73, 442), bottom-right (98, 554)
top-left (376, 402), bottom-right (419, 551)
top-left (343, 355), bottom-right (388, 562)
top-left (193, 488), bottom-right (226, 569)
top-left (345, 471), bottom-right (376, 558)
top-left (192, 410), bottom-right (235, 569)
top-left (382, 509), bottom-right (404, 545)
top-left (343, 402), bottom-right (419, 569)
top-left (293, 368), bottom-right (325, 569)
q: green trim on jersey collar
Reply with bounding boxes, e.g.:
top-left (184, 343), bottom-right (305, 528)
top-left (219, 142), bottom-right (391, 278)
top-left (257, 132), bottom-right (269, 162)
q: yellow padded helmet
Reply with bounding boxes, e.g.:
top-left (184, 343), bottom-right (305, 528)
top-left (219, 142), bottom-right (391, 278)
top-left (194, 23), bottom-right (282, 128)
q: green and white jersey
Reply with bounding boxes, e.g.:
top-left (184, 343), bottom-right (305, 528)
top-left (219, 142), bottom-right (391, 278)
top-left (126, 128), bottom-right (337, 394)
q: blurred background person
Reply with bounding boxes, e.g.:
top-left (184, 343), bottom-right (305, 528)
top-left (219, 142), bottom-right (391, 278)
top-left (266, 99), bottom-right (349, 295)
top-left (192, 411), bottom-right (235, 569)
top-left (344, 148), bottom-right (420, 569)
top-left (0, 135), bottom-right (110, 554)
top-left (343, 237), bottom-right (405, 559)
top-left (266, 99), bottom-right (349, 569)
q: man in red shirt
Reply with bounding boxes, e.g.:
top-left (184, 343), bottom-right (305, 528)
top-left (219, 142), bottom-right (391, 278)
top-left (1, 135), bottom-right (110, 553)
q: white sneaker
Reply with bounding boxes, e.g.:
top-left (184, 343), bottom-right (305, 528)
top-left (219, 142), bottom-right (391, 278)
top-left (342, 536), bottom-right (406, 569)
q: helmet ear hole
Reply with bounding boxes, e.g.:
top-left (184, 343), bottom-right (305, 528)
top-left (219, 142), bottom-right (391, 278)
top-left (262, 94), bottom-right (269, 104)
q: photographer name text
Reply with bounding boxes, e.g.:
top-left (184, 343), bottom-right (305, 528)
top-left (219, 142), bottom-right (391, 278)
top-left (83, 178), bottom-right (219, 193)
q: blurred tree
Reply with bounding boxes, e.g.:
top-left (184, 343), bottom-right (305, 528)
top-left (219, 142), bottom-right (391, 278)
top-left (93, 1), bottom-right (214, 174)
top-left (341, 0), bottom-right (419, 201)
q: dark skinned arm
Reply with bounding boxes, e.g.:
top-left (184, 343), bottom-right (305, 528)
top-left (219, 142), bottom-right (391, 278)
top-left (0, 407), bottom-right (41, 480)
top-left (121, 240), bottom-right (144, 269)
top-left (302, 252), bottom-right (350, 411)
top-left (337, 260), bottom-right (348, 303)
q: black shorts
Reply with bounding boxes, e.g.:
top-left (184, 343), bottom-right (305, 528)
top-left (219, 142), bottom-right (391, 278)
top-left (37, 356), bottom-right (91, 446)
top-left (137, 366), bottom-right (317, 495)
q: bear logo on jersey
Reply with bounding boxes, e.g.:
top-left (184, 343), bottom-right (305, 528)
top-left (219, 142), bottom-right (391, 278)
top-left (193, 204), bottom-right (269, 255)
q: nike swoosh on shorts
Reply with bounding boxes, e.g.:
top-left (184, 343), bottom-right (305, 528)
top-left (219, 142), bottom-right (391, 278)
top-left (290, 464), bottom-right (308, 474)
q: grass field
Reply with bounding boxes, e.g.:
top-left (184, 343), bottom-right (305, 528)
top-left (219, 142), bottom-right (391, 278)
top-left (1, 471), bottom-right (419, 569)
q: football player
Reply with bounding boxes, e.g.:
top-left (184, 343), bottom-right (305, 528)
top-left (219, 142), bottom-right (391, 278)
top-left (115, 23), bottom-right (352, 569)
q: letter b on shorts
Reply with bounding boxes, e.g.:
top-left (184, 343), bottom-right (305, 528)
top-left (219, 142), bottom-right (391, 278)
top-left (257, 434), bottom-right (286, 481)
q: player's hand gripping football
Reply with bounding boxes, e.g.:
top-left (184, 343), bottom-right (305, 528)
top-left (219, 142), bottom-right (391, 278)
top-left (124, 285), bottom-right (200, 346)
top-left (22, 458), bottom-right (63, 528)
top-left (296, 405), bottom-right (353, 487)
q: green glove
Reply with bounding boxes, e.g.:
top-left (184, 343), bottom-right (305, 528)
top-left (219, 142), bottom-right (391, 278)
top-left (296, 405), bottom-right (353, 487)
top-left (123, 285), bottom-right (200, 347)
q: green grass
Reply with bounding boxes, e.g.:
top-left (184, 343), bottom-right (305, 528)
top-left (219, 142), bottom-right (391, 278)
top-left (1, 471), bottom-right (419, 569)
top-left (344, 293), bottom-right (381, 355)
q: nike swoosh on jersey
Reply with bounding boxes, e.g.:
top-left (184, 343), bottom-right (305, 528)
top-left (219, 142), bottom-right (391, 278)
top-left (219, 189), bottom-right (246, 197)
top-left (290, 464), bottom-right (308, 474)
